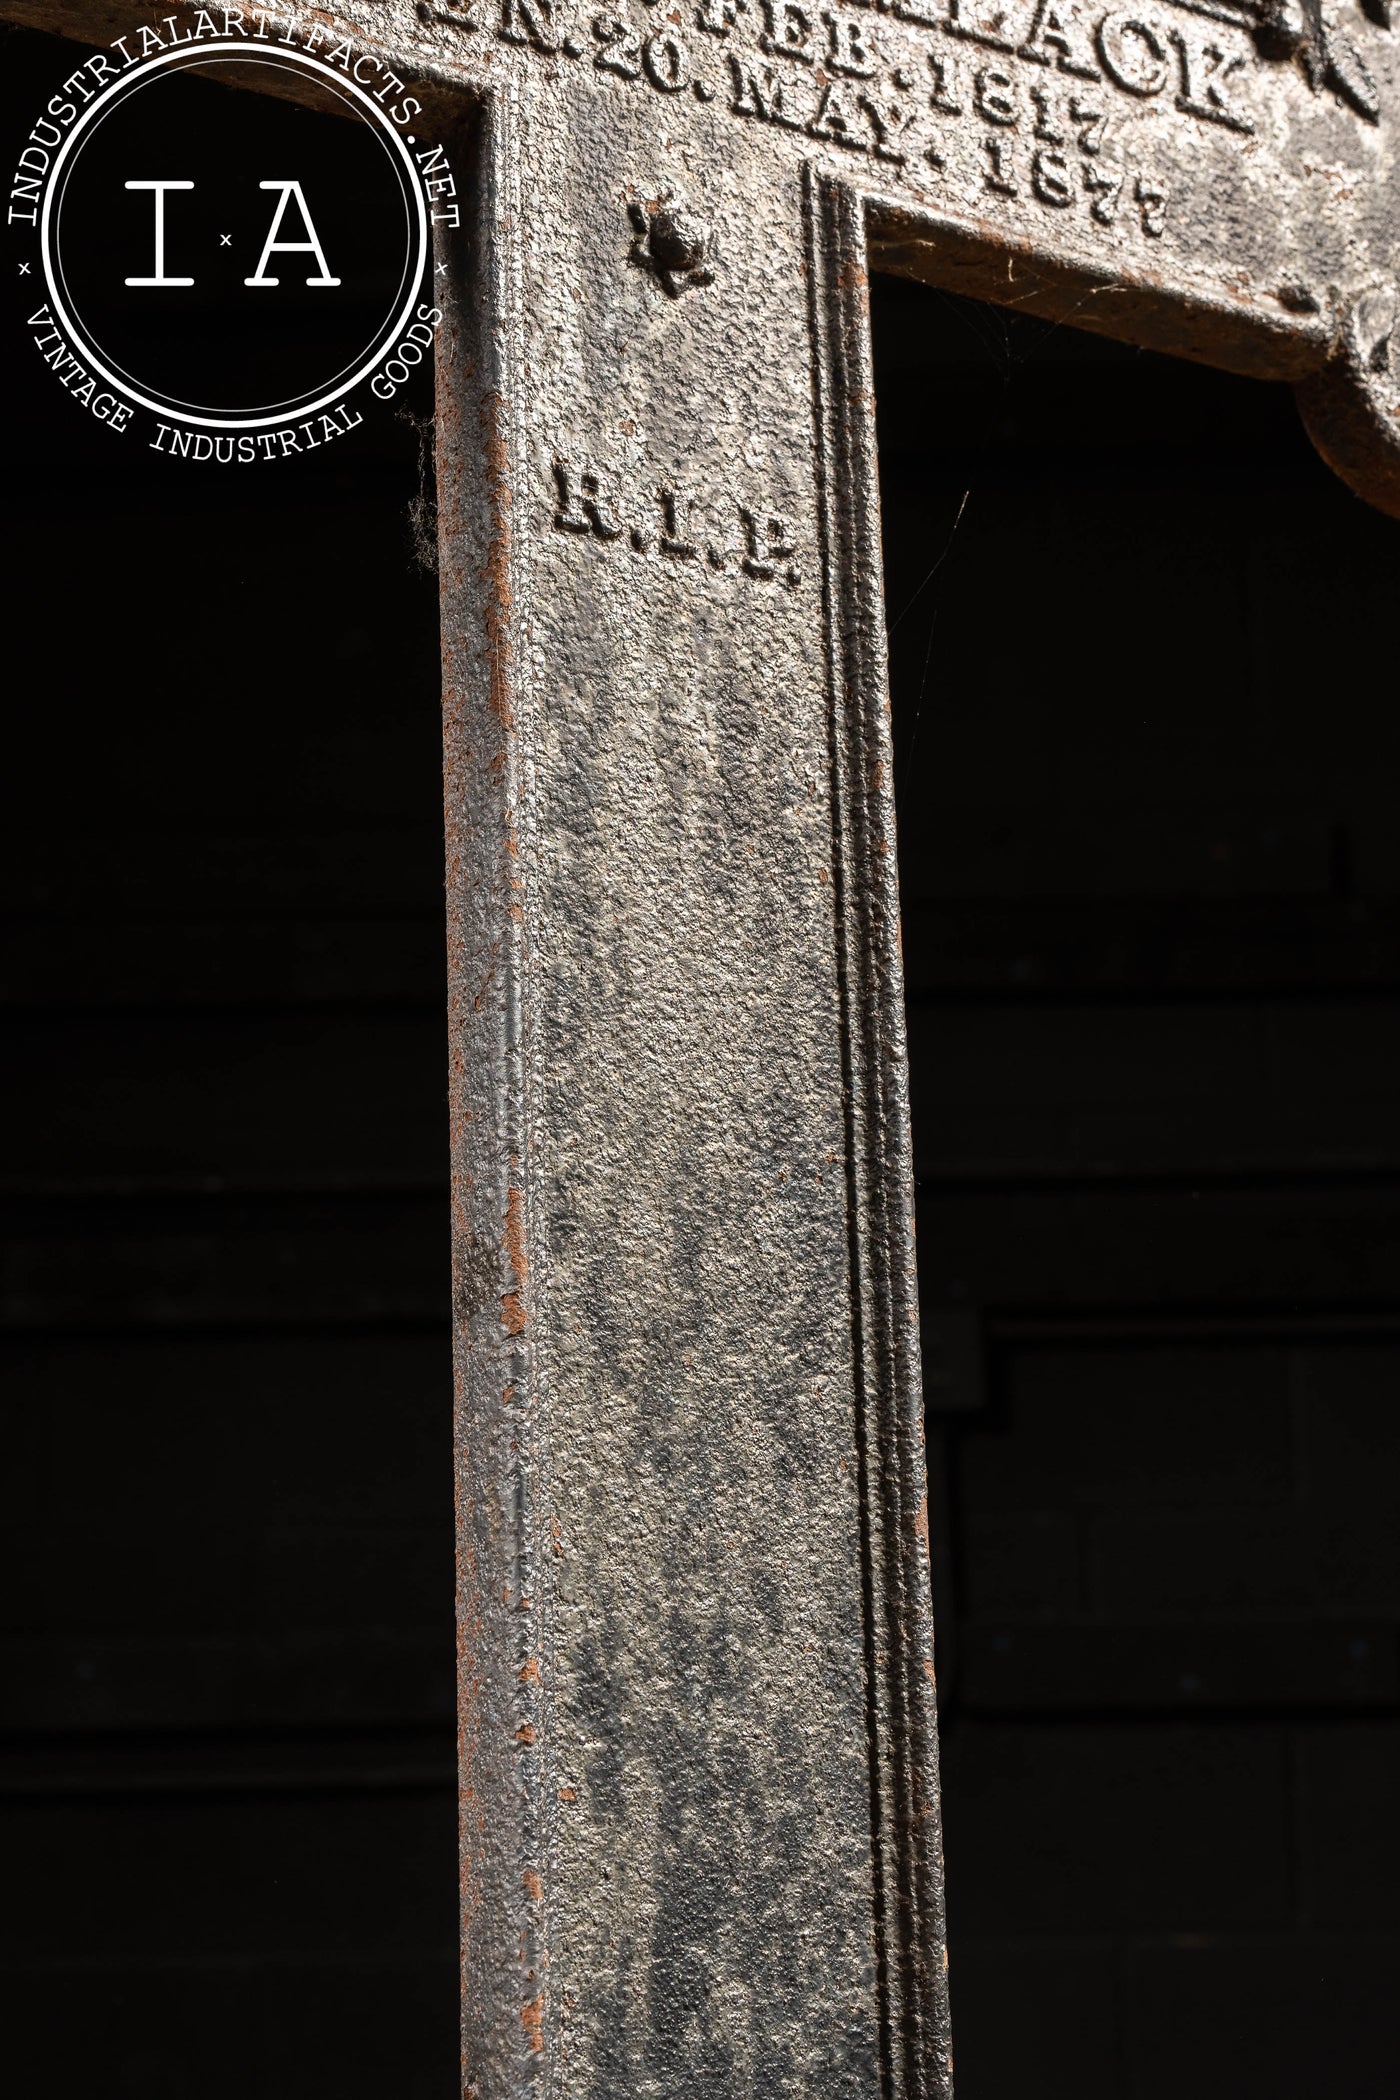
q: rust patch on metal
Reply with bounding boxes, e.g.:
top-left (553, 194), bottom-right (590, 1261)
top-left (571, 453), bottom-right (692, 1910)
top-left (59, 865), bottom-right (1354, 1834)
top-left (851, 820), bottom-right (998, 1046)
top-left (501, 1184), bottom-right (528, 1335)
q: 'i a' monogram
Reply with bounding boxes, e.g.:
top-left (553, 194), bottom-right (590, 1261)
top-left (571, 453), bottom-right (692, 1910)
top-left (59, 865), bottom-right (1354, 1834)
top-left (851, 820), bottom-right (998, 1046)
top-left (123, 177), bottom-right (341, 287)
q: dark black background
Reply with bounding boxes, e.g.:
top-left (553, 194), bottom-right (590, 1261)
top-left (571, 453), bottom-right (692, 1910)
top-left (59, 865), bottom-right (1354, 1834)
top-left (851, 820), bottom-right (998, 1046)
top-left (4, 21), bottom-right (1400, 2098)
top-left (877, 278), bottom-right (1400, 2096)
top-left (2, 30), bottom-right (452, 2099)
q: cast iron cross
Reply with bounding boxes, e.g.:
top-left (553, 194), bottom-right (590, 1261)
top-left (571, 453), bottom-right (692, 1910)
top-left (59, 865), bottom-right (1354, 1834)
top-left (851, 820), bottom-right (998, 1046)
top-left (11, 0), bottom-right (1400, 2095)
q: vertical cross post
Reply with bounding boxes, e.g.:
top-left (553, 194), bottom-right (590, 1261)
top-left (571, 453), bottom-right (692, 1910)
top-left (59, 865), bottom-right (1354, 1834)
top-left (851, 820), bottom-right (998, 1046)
top-left (436, 70), bottom-right (950, 2100)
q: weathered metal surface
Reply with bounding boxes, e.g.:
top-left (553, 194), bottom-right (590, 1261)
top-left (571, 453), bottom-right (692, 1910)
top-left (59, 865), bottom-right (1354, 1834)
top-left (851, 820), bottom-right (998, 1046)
top-left (436, 115), bottom-right (948, 2100)
top-left (12, 0), bottom-right (1400, 503)
top-left (8, 2), bottom-right (1400, 2099)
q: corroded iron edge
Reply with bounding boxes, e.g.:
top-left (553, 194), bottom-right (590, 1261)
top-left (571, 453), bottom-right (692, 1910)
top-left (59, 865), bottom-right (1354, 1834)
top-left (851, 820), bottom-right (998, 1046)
top-left (437, 81), bottom-right (564, 2100)
top-left (1297, 282), bottom-right (1400, 516)
top-left (806, 166), bottom-right (955, 2100)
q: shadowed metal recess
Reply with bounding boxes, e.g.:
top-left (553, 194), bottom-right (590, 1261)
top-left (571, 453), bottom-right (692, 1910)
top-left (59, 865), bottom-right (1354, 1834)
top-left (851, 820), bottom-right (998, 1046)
top-left (8, 3), bottom-right (1400, 2099)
